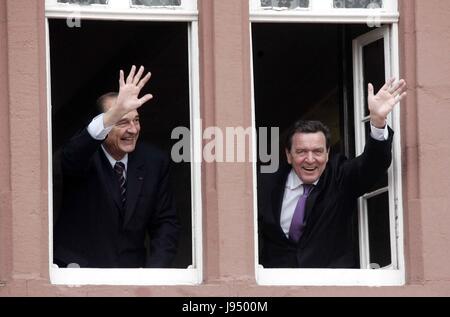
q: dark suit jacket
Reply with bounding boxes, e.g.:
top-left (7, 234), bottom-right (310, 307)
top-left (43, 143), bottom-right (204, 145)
top-left (258, 128), bottom-right (394, 268)
top-left (54, 128), bottom-right (180, 268)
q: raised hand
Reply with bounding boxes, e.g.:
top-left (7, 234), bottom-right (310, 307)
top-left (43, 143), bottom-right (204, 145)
top-left (103, 65), bottom-right (153, 128)
top-left (116, 65), bottom-right (153, 113)
top-left (368, 78), bottom-right (407, 128)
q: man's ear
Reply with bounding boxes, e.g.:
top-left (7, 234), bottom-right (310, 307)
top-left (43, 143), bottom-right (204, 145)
top-left (285, 148), bottom-right (292, 165)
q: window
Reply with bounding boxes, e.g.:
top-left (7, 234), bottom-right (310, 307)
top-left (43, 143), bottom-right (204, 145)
top-left (57, 0), bottom-right (109, 4)
top-left (259, 0), bottom-right (310, 9)
top-left (46, 0), bottom-right (202, 285)
top-left (353, 26), bottom-right (400, 270)
top-left (333, 0), bottom-right (383, 9)
top-left (250, 0), bottom-right (404, 286)
top-left (250, 0), bottom-right (398, 23)
top-left (131, 0), bottom-right (182, 6)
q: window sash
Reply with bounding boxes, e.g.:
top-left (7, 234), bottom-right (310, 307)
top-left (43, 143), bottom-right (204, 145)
top-left (251, 0), bottom-right (396, 11)
top-left (45, 0), bottom-right (198, 21)
top-left (45, 8), bottom-right (203, 286)
top-left (352, 25), bottom-right (402, 272)
top-left (249, 0), bottom-right (398, 23)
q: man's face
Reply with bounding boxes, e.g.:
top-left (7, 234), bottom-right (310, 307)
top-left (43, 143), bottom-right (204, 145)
top-left (285, 132), bottom-right (329, 184)
top-left (103, 97), bottom-right (140, 160)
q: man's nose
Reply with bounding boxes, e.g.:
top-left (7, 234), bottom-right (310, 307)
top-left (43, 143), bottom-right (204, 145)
top-left (305, 151), bottom-right (314, 162)
top-left (127, 122), bottom-right (138, 134)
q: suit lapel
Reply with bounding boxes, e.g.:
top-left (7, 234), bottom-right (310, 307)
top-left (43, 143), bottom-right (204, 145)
top-left (123, 150), bottom-right (146, 228)
top-left (304, 182), bottom-right (322, 223)
top-left (97, 151), bottom-right (123, 213)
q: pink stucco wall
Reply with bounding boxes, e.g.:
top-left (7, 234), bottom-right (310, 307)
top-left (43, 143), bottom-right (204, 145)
top-left (0, 0), bottom-right (450, 296)
top-left (414, 0), bottom-right (450, 284)
top-left (0, 0), bottom-right (12, 285)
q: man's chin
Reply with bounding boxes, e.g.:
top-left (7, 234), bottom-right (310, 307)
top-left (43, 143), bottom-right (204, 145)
top-left (119, 144), bottom-right (136, 153)
top-left (299, 174), bottom-right (319, 184)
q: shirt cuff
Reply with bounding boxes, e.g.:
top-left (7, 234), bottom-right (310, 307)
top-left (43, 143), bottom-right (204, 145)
top-left (87, 113), bottom-right (113, 140)
top-left (370, 123), bottom-right (389, 141)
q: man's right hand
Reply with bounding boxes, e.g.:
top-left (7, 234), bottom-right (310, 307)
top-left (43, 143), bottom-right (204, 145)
top-left (103, 65), bottom-right (153, 128)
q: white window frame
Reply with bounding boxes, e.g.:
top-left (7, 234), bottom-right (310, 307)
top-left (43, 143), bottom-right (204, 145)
top-left (250, 0), bottom-right (398, 23)
top-left (46, 0), bottom-right (203, 286)
top-left (352, 25), bottom-right (403, 273)
top-left (250, 0), bottom-right (405, 286)
top-left (45, 0), bottom-right (197, 21)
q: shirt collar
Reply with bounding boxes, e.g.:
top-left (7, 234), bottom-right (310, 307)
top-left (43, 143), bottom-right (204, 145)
top-left (101, 145), bottom-right (128, 171)
top-left (286, 168), bottom-right (319, 190)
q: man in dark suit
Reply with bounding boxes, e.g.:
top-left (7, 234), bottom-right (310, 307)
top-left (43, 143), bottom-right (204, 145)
top-left (54, 65), bottom-right (180, 268)
top-left (258, 78), bottom-right (407, 268)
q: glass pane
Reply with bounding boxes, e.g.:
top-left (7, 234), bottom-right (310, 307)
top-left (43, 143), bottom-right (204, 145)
top-left (367, 192), bottom-right (391, 268)
top-left (132, 0), bottom-right (181, 6)
top-left (334, 0), bottom-right (382, 8)
top-left (260, 0), bottom-right (309, 9)
top-left (363, 38), bottom-right (385, 116)
top-left (57, 0), bottom-right (108, 4)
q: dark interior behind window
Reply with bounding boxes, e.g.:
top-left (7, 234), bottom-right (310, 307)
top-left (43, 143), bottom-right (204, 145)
top-left (49, 19), bottom-right (192, 268)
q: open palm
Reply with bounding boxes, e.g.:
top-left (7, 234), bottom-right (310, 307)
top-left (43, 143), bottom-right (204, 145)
top-left (368, 78), bottom-right (407, 127)
top-left (116, 65), bottom-right (153, 113)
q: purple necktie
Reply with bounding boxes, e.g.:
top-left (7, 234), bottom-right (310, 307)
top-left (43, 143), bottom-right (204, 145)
top-left (289, 184), bottom-right (313, 243)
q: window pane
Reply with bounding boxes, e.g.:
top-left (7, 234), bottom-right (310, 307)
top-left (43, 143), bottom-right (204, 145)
top-left (363, 38), bottom-right (385, 116)
top-left (260, 0), bottom-right (309, 9)
top-left (57, 0), bottom-right (108, 4)
top-left (334, 0), bottom-right (382, 9)
top-left (132, 0), bottom-right (181, 6)
top-left (50, 19), bottom-right (192, 269)
top-left (367, 192), bottom-right (391, 268)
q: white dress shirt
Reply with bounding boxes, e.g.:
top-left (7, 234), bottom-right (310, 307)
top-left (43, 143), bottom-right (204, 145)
top-left (87, 113), bottom-right (128, 177)
top-left (280, 123), bottom-right (388, 237)
top-left (280, 171), bottom-right (319, 237)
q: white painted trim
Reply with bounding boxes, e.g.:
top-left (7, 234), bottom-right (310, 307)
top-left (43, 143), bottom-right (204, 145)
top-left (257, 267), bottom-right (404, 286)
top-left (46, 19), bottom-right (55, 275)
top-left (45, 9), bottom-right (198, 22)
top-left (45, 0), bottom-right (198, 21)
top-left (362, 186), bottom-right (389, 200)
top-left (253, 21), bottom-right (404, 286)
top-left (352, 25), bottom-right (404, 275)
top-left (390, 22), bottom-right (406, 277)
top-left (353, 26), bottom-right (388, 270)
top-left (50, 268), bottom-right (199, 286)
top-left (353, 27), bottom-right (385, 269)
top-left (250, 12), bottom-right (398, 24)
top-left (46, 4), bottom-right (202, 285)
top-left (188, 21), bottom-right (203, 284)
top-left (46, 0), bottom-right (197, 10)
top-left (249, 23), bottom-right (260, 283)
top-left (249, 0), bottom-right (399, 23)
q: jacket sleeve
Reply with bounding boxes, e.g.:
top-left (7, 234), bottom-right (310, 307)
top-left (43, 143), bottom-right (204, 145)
top-left (61, 128), bottom-right (104, 177)
top-left (145, 156), bottom-right (180, 268)
top-left (339, 127), bottom-right (394, 197)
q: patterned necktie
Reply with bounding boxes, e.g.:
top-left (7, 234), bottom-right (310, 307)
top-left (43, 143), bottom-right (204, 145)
top-left (288, 184), bottom-right (313, 243)
top-left (113, 161), bottom-right (126, 208)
